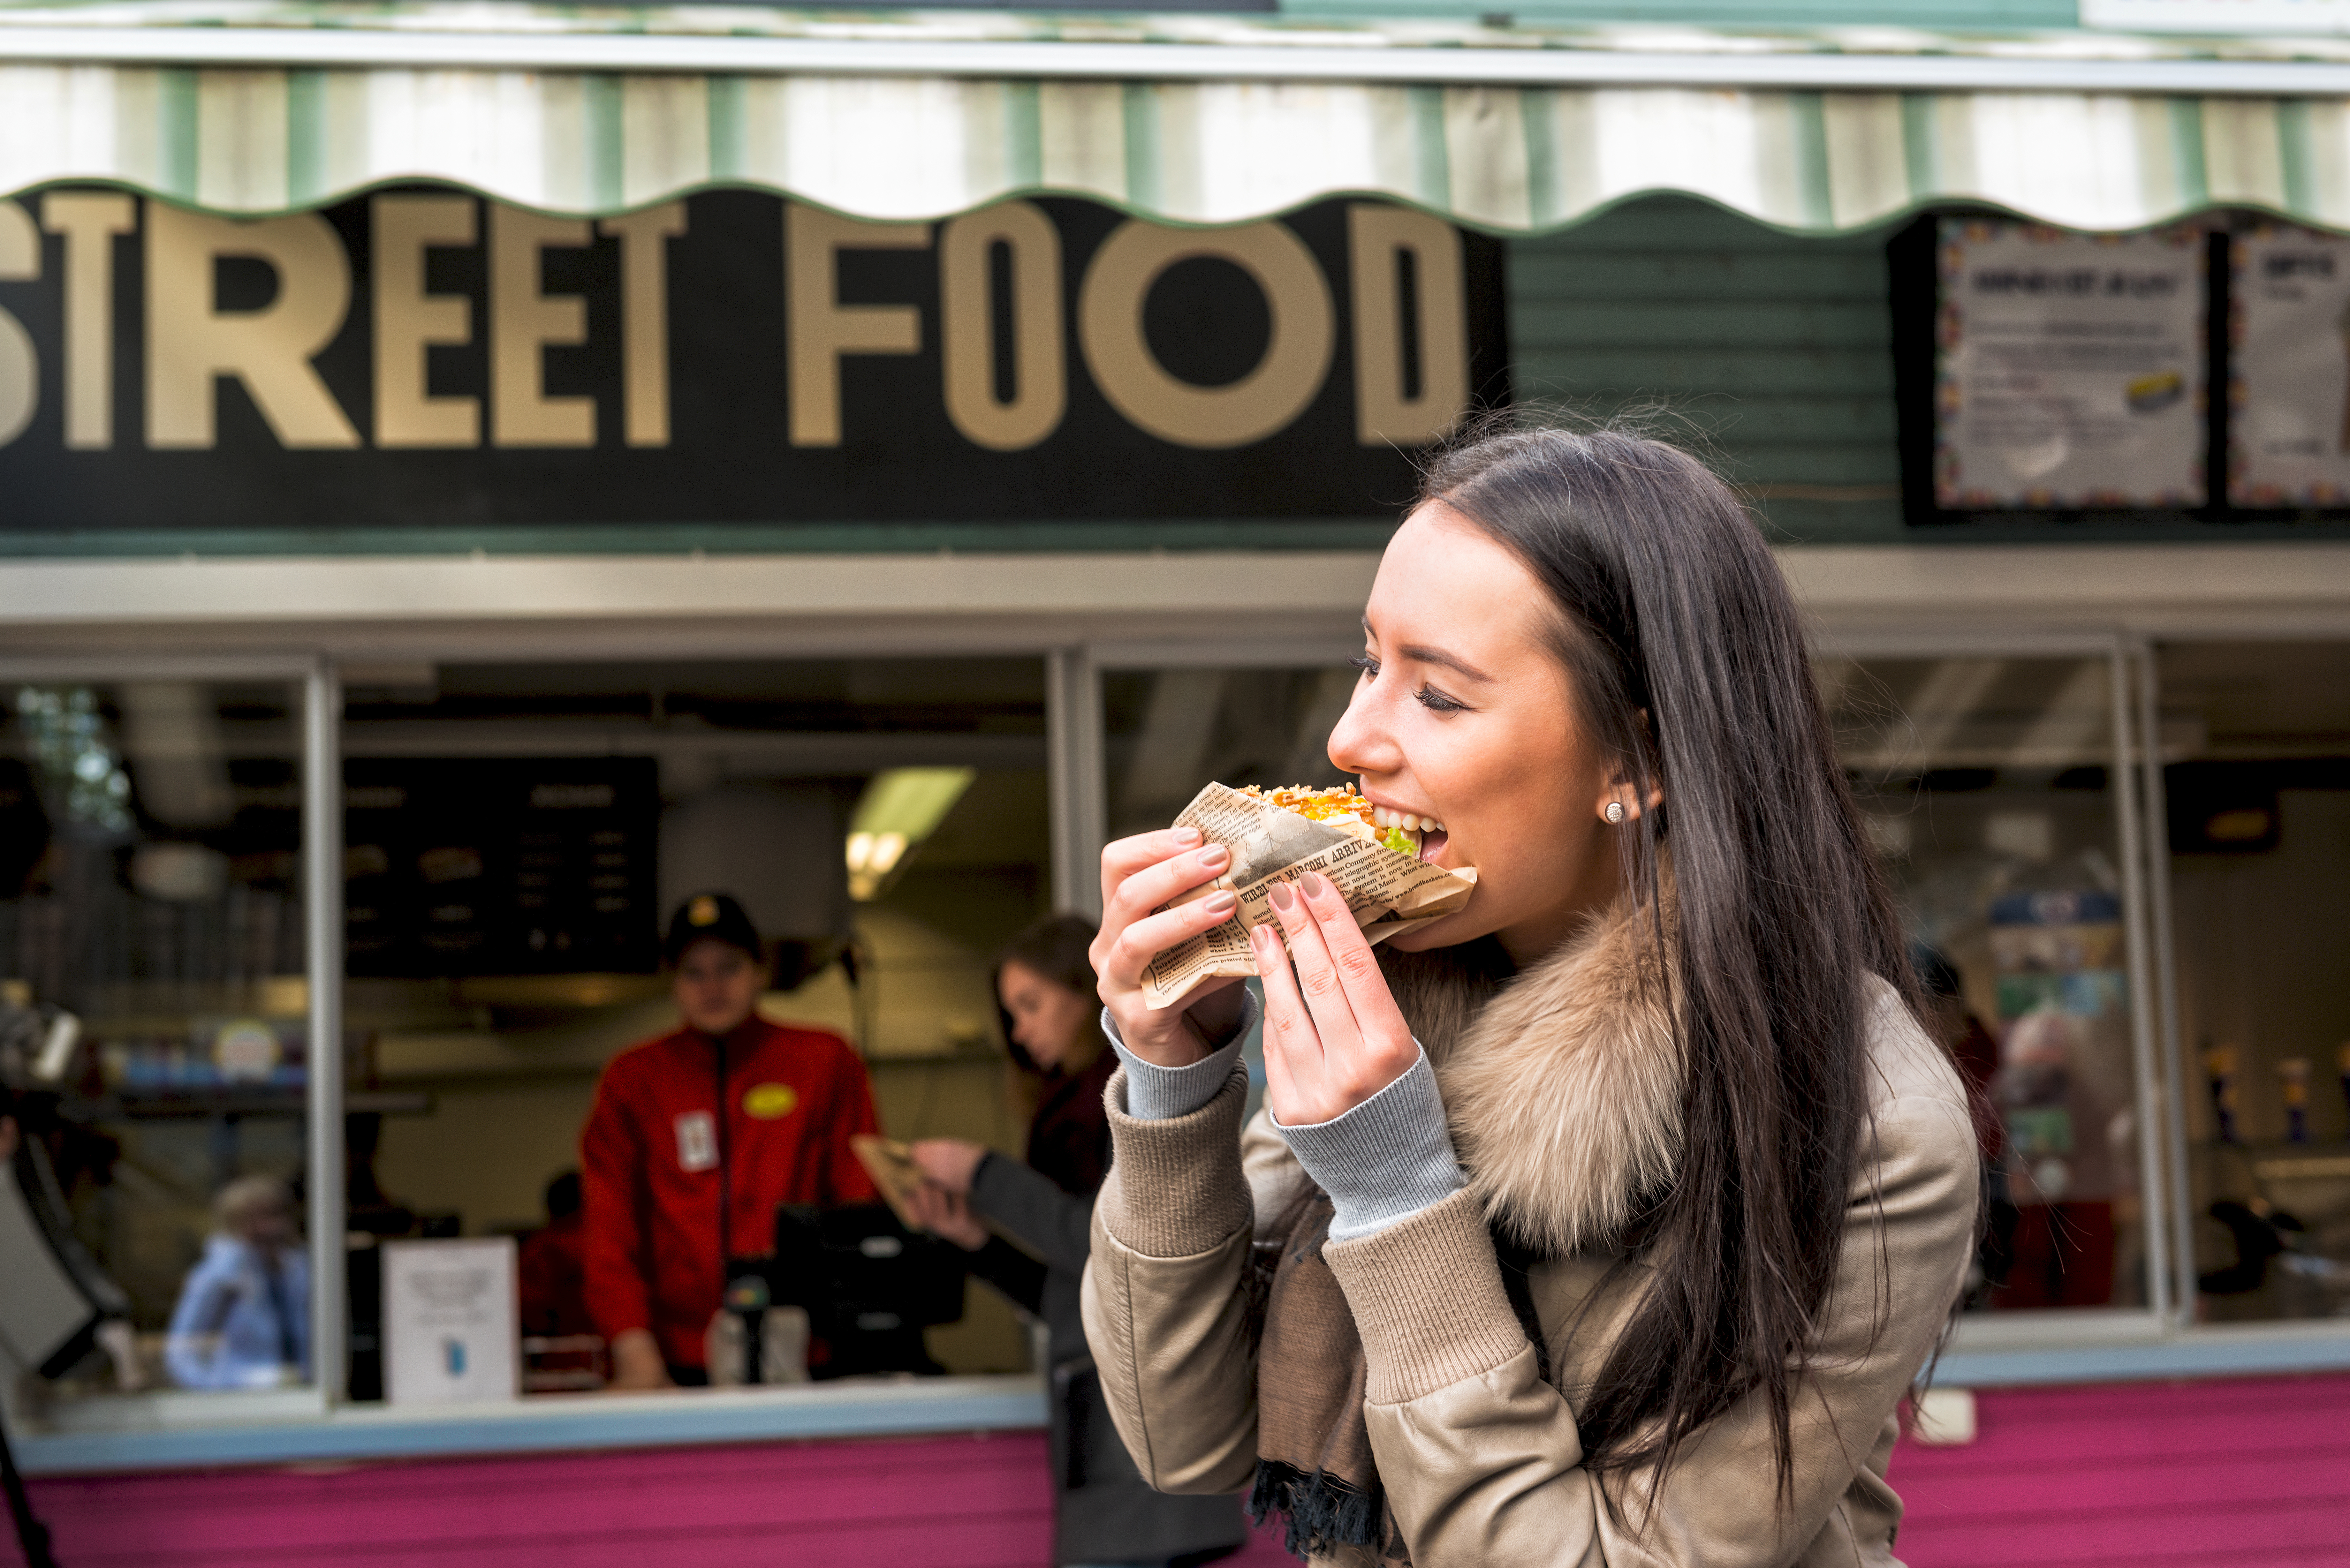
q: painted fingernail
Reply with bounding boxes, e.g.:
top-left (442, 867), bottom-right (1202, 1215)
top-left (1299, 871), bottom-right (1327, 898)
top-left (1268, 879), bottom-right (1295, 911)
top-left (1172, 826), bottom-right (1203, 846)
top-left (1203, 891), bottom-right (1237, 917)
top-left (1197, 844), bottom-right (1228, 867)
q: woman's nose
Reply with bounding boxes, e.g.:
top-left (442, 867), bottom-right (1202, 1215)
top-left (1325, 678), bottom-right (1398, 777)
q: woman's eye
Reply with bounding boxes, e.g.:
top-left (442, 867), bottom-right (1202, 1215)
top-left (1348, 654), bottom-right (1380, 680)
top-left (1414, 685), bottom-right (1468, 714)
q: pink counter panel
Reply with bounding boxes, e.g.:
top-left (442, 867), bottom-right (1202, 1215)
top-left (1888, 1373), bottom-right (2350, 1567)
top-left (8, 1373), bottom-right (2348, 1567)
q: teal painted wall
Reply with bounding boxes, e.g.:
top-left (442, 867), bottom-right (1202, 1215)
top-left (1504, 196), bottom-right (1907, 545)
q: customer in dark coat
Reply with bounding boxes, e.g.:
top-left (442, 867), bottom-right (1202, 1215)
top-left (905, 914), bottom-right (1245, 1568)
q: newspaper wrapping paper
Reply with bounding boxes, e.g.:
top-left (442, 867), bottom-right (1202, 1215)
top-left (1142, 782), bottom-right (1479, 1010)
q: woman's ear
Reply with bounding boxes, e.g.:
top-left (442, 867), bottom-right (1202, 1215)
top-left (1598, 790), bottom-right (1662, 825)
top-left (1598, 757), bottom-right (1665, 824)
top-left (1600, 714), bottom-right (1666, 824)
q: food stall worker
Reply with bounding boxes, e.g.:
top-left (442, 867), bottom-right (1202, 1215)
top-left (583, 892), bottom-right (881, 1389)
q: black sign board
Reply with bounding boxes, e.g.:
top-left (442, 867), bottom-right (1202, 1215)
top-left (344, 758), bottom-right (659, 977)
top-left (0, 189), bottom-right (1506, 534)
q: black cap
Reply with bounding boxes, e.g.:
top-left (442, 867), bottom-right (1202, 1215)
top-left (664, 892), bottom-right (764, 967)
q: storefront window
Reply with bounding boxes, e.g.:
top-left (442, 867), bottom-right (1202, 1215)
top-left (338, 657), bottom-right (1051, 1392)
top-left (1, 679), bottom-right (314, 1403)
top-left (1822, 653), bottom-right (2152, 1314)
top-left (1101, 664), bottom-right (1359, 844)
top-left (2159, 641), bottom-right (2350, 1323)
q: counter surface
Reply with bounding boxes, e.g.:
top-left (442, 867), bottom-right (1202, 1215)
top-left (15, 1373), bottom-right (1045, 1476)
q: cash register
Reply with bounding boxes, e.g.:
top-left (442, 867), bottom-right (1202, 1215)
top-left (725, 1203), bottom-right (965, 1382)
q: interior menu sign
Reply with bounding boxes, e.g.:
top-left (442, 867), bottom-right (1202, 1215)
top-left (0, 189), bottom-right (1505, 533)
top-left (1935, 221), bottom-right (2205, 509)
top-left (344, 758), bottom-right (658, 978)
top-left (2232, 224), bottom-right (2350, 507)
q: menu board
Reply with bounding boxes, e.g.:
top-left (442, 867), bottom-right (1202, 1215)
top-left (1935, 222), bottom-right (2205, 509)
top-left (345, 758), bottom-right (659, 978)
top-left (2232, 225), bottom-right (2350, 507)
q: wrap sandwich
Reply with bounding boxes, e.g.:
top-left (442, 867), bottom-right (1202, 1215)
top-left (1141, 781), bottom-right (1478, 1009)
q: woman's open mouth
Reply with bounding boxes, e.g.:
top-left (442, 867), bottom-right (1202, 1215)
top-left (1371, 804), bottom-right (1450, 863)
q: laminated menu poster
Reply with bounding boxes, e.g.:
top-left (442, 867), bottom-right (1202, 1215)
top-left (1936, 222), bottom-right (2205, 509)
top-left (2232, 225), bottom-right (2350, 506)
top-left (383, 1238), bottom-right (519, 1406)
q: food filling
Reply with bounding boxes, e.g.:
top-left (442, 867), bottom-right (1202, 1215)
top-left (1239, 783), bottom-right (1447, 860)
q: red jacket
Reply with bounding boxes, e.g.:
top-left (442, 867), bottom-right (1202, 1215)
top-left (580, 1016), bottom-right (880, 1370)
top-left (518, 1211), bottom-right (594, 1338)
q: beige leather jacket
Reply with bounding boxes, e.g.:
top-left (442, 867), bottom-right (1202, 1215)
top-left (1080, 897), bottom-right (1979, 1567)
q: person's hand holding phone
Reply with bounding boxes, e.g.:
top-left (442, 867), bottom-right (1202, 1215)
top-left (1090, 827), bottom-right (1249, 1067)
top-left (908, 1138), bottom-right (987, 1195)
top-left (903, 1182), bottom-right (989, 1251)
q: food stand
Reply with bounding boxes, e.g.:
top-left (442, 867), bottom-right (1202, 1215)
top-left (6, 2), bottom-right (2350, 1561)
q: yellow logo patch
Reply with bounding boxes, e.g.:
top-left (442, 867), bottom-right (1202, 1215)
top-left (688, 894), bottom-right (720, 926)
top-left (743, 1082), bottom-right (798, 1120)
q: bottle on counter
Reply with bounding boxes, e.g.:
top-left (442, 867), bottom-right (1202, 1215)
top-left (2278, 1058), bottom-right (2313, 1145)
top-left (2206, 1044), bottom-right (2240, 1144)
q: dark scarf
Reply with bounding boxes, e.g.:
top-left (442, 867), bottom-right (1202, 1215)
top-left (1246, 940), bottom-right (1521, 1564)
top-left (1028, 1041), bottom-right (1116, 1196)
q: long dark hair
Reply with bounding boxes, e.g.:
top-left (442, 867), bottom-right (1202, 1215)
top-left (1417, 421), bottom-right (1918, 1504)
top-left (992, 913), bottom-right (1101, 1077)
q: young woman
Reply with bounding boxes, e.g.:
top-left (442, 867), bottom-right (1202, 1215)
top-left (905, 915), bottom-right (1246, 1568)
top-left (1080, 426), bottom-right (1978, 1565)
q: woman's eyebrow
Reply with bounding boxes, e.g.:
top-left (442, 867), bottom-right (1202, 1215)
top-left (1399, 643), bottom-right (1494, 682)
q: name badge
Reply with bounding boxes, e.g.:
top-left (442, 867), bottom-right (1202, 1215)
top-left (674, 1110), bottom-right (718, 1173)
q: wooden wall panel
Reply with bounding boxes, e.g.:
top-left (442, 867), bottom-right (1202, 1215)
top-left (9, 1374), bottom-right (2346, 1567)
top-left (1505, 196), bottom-right (1906, 546)
top-left (5, 1431), bottom-right (1056, 1568)
top-left (1890, 1373), bottom-right (2350, 1566)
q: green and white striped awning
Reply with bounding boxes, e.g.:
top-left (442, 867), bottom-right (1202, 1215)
top-left (10, 5), bottom-right (2350, 232)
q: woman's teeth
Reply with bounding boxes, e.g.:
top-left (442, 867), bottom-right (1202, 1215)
top-left (1372, 807), bottom-right (1447, 834)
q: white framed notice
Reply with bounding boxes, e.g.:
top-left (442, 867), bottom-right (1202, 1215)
top-left (1936, 221), bottom-right (2206, 510)
top-left (382, 1237), bottom-right (519, 1406)
top-left (2083, 0), bottom-right (2350, 32)
top-left (2232, 224), bottom-right (2350, 506)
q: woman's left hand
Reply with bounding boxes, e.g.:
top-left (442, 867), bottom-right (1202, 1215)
top-left (908, 1138), bottom-right (988, 1195)
top-left (1254, 871), bottom-right (1421, 1126)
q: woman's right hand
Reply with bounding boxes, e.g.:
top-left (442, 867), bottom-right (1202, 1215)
top-left (904, 1182), bottom-right (989, 1251)
top-left (1090, 827), bottom-right (1248, 1067)
top-left (606, 1327), bottom-right (672, 1391)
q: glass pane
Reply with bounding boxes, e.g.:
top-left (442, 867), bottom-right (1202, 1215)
top-left (1102, 666), bottom-right (1359, 843)
top-left (2159, 641), bottom-right (2350, 1324)
top-left (337, 657), bottom-right (1050, 1393)
top-left (1, 679), bottom-right (313, 1403)
top-left (1822, 655), bottom-right (2148, 1313)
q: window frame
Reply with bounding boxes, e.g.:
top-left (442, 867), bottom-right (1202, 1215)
top-left (1063, 629), bottom-right (2191, 1349)
top-left (0, 653), bottom-right (342, 1411)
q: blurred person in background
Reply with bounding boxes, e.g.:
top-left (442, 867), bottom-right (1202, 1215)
top-left (1915, 944), bottom-right (2017, 1304)
top-left (519, 1170), bottom-right (594, 1338)
top-left (166, 1173), bottom-right (309, 1389)
top-left (583, 892), bottom-right (880, 1390)
top-left (905, 913), bottom-right (1246, 1568)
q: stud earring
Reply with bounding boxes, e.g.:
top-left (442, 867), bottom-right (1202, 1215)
top-left (1604, 802), bottom-right (1627, 825)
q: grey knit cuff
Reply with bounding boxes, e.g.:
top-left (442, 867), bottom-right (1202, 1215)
top-left (1271, 1049), bottom-right (1465, 1239)
top-left (1100, 990), bottom-right (1259, 1121)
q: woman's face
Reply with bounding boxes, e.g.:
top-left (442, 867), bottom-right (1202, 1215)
top-left (1327, 502), bottom-right (1631, 962)
top-left (999, 960), bottom-right (1095, 1072)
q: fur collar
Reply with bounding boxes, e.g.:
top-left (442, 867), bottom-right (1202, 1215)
top-left (1389, 883), bottom-right (1683, 1257)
